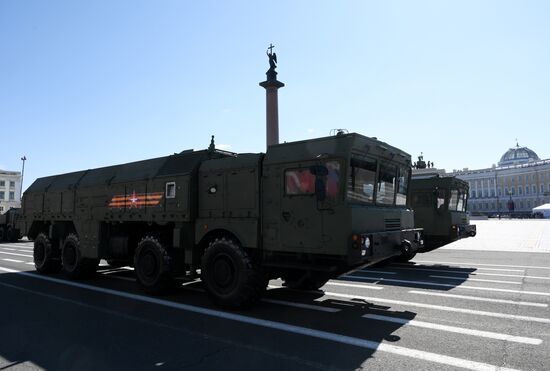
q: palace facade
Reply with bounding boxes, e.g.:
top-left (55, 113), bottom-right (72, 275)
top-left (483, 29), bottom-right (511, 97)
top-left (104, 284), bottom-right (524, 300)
top-left (449, 145), bottom-right (550, 215)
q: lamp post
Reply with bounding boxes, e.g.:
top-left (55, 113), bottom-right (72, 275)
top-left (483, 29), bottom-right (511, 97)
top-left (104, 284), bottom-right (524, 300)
top-left (20, 156), bottom-right (26, 201)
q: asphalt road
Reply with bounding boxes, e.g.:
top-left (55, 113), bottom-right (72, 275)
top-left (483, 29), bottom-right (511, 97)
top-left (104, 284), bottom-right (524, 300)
top-left (1, 221), bottom-right (550, 370)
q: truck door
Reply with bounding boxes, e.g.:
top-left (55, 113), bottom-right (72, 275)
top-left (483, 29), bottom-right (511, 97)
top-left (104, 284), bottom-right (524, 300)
top-left (262, 162), bottom-right (324, 253)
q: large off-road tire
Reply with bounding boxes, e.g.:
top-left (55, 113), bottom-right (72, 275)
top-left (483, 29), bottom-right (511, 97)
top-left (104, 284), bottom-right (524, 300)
top-left (7, 227), bottom-right (18, 243)
top-left (201, 238), bottom-right (268, 308)
top-left (134, 236), bottom-right (175, 295)
top-left (282, 271), bottom-right (329, 291)
top-left (395, 251), bottom-right (417, 263)
top-left (34, 233), bottom-right (62, 274)
top-left (61, 234), bottom-right (99, 279)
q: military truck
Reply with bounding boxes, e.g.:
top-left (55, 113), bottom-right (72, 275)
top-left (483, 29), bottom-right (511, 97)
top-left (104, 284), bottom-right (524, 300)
top-left (405, 168), bottom-right (476, 261)
top-left (0, 208), bottom-right (22, 242)
top-left (21, 133), bottom-right (423, 307)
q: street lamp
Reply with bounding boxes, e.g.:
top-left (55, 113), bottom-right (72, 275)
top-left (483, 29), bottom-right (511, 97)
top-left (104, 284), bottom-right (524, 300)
top-left (20, 156), bottom-right (26, 201)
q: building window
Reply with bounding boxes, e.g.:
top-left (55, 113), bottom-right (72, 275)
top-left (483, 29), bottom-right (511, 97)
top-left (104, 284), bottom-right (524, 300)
top-left (0, 191), bottom-right (4, 200)
top-left (491, 203), bottom-right (495, 209)
top-left (0, 180), bottom-right (4, 187)
top-left (518, 186), bottom-right (523, 195)
top-left (0, 206), bottom-right (3, 212)
top-left (519, 201), bottom-right (524, 208)
top-left (491, 189), bottom-right (495, 197)
top-left (9, 191), bottom-right (15, 200)
top-left (533, 185), bottom-right (537, 194)
top-left (9, 181), bottom-right (15, 188)
top-left (498, 188), bottom-right (502, 196)
top-left (542, 184), bottom-right (545, 193)
top-left (518, 175), bottom-right (522, 182)
top-left (526, 185), bottom-right (530, 194)
top-left (511, 187), bottom-right (515, 195)
top-left (527, 200), bottom-right (531, 207)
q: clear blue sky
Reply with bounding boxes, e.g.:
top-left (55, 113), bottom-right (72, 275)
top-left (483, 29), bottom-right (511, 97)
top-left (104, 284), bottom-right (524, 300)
top-left (1, 0), bottom-right (549, 191)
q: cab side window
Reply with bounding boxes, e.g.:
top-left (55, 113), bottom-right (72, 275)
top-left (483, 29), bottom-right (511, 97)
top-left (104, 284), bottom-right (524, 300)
top-left (285, 168), bottom-right (315, 195)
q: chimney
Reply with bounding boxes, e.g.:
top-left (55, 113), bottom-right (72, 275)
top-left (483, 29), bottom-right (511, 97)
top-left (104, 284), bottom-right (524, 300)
top-left (259, 44), bottom-right (284, 148)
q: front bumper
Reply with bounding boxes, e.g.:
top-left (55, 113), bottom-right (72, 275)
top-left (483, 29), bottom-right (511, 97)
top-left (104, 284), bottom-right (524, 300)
top-left (457, 224), bottom-right (476, 238)
top-left (350, 228), bottom-right (424, 265)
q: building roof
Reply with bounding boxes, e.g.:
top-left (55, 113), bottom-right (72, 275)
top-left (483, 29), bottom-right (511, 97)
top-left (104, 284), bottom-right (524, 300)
top-left (498, 144), bottom-right (540, 167)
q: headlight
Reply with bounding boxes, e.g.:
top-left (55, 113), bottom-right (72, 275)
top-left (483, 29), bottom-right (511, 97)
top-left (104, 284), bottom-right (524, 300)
top-left (363, 236), bottom-right (371, 249)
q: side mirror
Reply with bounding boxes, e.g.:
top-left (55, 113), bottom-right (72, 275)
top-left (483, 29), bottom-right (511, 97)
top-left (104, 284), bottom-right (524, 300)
top-left (315, 178), bottom-right (326, 201)
top-left (309, 165), bottom-right (328, 201)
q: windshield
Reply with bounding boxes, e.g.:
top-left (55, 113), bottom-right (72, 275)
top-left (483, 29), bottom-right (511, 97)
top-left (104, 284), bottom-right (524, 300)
top-left (377, 164), bottom-right (396, 205)
top-left (396, 167), bottom-right (409, 206)
top-left (448, 189), bottom-right (459, 211)
top-left (347, 159), bottom-right (376, 203)
top-left (456, 188), bottom-right (467, 212)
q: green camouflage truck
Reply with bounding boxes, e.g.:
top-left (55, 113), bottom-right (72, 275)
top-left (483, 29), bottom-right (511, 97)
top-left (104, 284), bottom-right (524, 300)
top-left (0, 207), bottom-right (22, 242)
top-left (406, 172), bottom-right (476, 260)
top-left (21, 133), bottom-right (422, 307)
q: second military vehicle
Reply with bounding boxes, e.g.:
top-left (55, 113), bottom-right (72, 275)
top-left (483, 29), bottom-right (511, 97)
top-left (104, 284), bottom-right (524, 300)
top-left (21, 133), bottom-right (423, 307)
top-left (402, 156), bottom-right (475, 261)
top-left (0, 208), bottom-right (22, 242)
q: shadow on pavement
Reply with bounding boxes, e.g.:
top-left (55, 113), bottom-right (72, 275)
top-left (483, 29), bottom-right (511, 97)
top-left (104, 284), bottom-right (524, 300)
top-left (337, 262), bottom-right (477, 291)
top-left (0, 269), bottom-right (418, 371)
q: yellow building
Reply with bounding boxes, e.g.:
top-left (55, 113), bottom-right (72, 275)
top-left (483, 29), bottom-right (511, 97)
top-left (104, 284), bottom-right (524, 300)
top-left (450, 144), bottom-right (550, 216)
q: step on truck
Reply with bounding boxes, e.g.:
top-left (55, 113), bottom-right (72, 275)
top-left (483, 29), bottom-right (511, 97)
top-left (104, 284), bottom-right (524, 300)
top-left (21, 133), bottom-right (423, 307)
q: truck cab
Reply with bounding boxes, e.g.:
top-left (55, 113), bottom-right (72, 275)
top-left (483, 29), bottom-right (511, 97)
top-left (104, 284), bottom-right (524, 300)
top-left (260, 133), bottom-right (423, 283)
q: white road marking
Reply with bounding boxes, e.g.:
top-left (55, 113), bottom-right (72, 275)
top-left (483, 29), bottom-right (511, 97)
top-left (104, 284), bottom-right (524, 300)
top-left (392, 267), bottom-right (550, 280)
top-left (362, 314), bottom-right (542, 345)
top-left (345, 275), bottom-right (550, 297)
top-left (408, 290), bottom-right (547, 308)
top-left (0, 251), bottom-right (33, 258)
top-left (0, 267), bottom-right (522, 371)
top-left (321, 290), bottom-right (550, 324)
top-left (0, 247), bottom-right (17, 251)
top-left (413, 260), bottom-right (550, 271)
top-left (428, 275), bottom-right (522, 285)
top-left (2, 258), bottom-right (24, 263)
top-left (325, 281), bottom-right (384, 290)
top-left (26, 262), bottom-right (35, 265)
top-left (392, 263), bottom-right (524, 273)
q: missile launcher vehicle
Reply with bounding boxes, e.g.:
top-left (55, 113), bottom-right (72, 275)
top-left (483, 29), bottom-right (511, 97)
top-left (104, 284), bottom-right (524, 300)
top-left (0, 207), bottom-right (22, 242)
top-left (402, 156), bottom-right (476, 261)
top-left (21, 133), bottom-right (423, 307)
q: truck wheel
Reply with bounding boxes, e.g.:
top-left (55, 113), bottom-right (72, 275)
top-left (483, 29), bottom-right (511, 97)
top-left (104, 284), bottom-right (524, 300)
top-left (201, 238), bottom-right (267, 308)
top-left (62, 234), bottom-right (99, 279)
top-left (396, 251), bottom-right (417, 263)
top-left (282, 271), bottom-right (329, 291)
top-left (134, 236), bottom-right (175, 295)
top-left (34, 233), bottom-right (62, 273)
top-left (7, 227), bottom-right (18, 242)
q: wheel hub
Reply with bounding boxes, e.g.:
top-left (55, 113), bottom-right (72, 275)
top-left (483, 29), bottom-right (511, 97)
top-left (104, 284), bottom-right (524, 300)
top-left (213, 257), bottom-right (234, 288)
top-left (64, 245), bottom-right (77, 267)
top-left (141, 251), bottom-right (157, 278)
